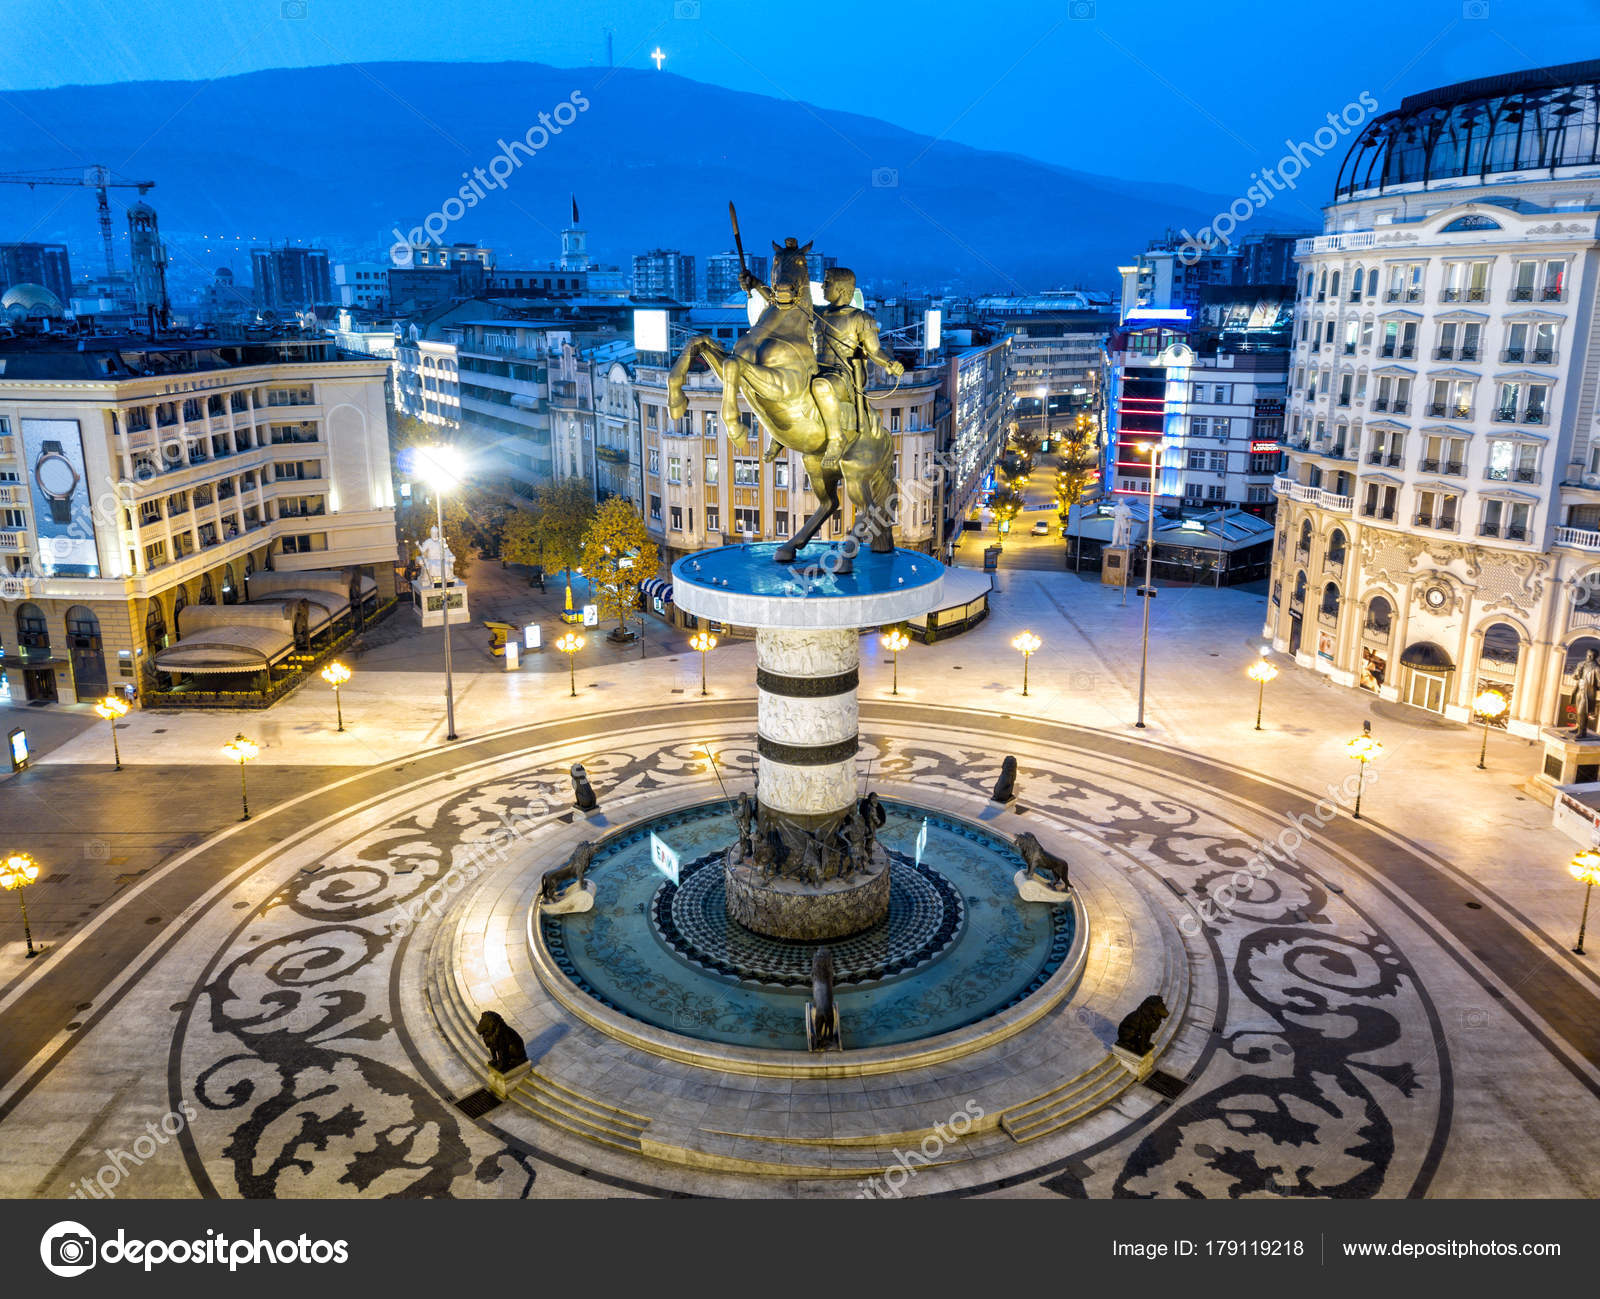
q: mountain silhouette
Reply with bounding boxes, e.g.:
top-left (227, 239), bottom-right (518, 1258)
top-left (0, 60), bottom-right (1237, 293)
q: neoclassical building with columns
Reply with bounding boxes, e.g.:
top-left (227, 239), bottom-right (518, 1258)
top-left (1265, 60), bottom-right (1600, 738)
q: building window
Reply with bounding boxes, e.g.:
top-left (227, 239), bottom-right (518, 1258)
top-left (704, 456), bottom-right (719, 486)
top-left (649, 494), bottom-right (661, 521)
top-left (774, 510), bottom-right (789, 535)
top-left (667, 455), bottom-right (681, 484)
top-left (773, 461), bottom-right (790, 490)
top-left (646, 405), bottom-right (659, 430)
top-left (1512, 258), bottom-right (1566, 302)
top-left (733, 506), bottom-right (760, 534)
top-left (706, 507), bottom-right (721, 532)
top-left (734, 458), bottom-right (759, 486)
top-left (648, 447), bottom-right (660, 476)
top-left (670, 505), bottom-right (683, 530)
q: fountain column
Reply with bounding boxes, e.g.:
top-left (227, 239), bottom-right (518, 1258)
top-left (755, 627), bottom-right (859, 854)
top-left (670, 540), bottom-right (946, 940)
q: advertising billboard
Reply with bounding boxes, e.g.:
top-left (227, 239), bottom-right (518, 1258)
top-left (21, 418), bottom-right (99, 577)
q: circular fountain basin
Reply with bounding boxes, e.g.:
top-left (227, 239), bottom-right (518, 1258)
top-left (535, 799), bottom-right (1077, 1053)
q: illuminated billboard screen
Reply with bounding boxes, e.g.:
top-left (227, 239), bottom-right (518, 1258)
top-left (633, 309), bottom-right (669, 353)
top-left (21, 418), bottom-right (99, 577)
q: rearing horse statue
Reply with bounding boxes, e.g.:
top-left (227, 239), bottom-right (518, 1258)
top-left (666, 235), bottom-right (901, 562)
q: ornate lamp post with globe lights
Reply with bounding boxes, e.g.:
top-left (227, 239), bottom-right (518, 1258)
top-left (1346, 721), bottom-right (1382, 819)
top-left (688, 630), bottom-right (717, 696)
top-left (1569, 849), bottom-right (1600, 955)
top-left (93, 693), bottom-right (128, 770)
top-left (556, 631), bottom-right (585, 698)
top-left (0, 851), bottom-right (42, 958)
top-left (1246, 654), bottom-right (1278, 731)
top-left (881, 626), bottom-right (910, 695)
top-left (1012, 630), bottom-right (1041, 697)
top-left (221, 733), bottom-right (258, 821)
top-left (1472, 688), bottom-right (1507, 770)
top-left (320, 660), bottom-right (352, 732)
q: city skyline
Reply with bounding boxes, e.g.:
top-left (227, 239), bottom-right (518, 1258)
top-left (1, 5), bottom-right (1600, 1265)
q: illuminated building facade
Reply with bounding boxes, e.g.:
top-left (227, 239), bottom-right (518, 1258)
top-left (1265, 59), bottom-right (1600, 735)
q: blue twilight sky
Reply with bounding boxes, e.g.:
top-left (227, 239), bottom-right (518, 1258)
top-left (0, 0), bottom-right (1595, 190)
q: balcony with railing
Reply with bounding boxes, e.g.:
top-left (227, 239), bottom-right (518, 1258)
top-left (1556, 526), bottom-right (1600, 552)
top-left (1275, 476), bottom-right (1353, 512)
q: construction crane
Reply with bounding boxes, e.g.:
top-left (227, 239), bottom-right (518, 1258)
top-left (0, 164), bottom-right (156, 282)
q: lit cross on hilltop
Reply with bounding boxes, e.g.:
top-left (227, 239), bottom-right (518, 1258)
top-left (651, 48), bottom-right (666, 70)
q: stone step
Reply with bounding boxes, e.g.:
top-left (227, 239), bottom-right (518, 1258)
top-left (997, 1057), bottom-right (1130, 1142)
top-left (523, 1070), bottom-right (649, 1135)
top-left (508, 1084), bottom-right (645, 1155)
top-left (639, 1119), bottom-right (1009, 1179)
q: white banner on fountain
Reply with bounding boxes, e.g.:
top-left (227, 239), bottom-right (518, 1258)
top-left (650, 831), bottom-right (680, 884)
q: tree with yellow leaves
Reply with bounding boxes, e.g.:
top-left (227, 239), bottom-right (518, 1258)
top-left (579, 496), bottom-right (655, 639)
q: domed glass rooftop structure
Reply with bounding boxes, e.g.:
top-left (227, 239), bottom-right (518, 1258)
top-left (1, 282), bottom-right (65, 317)
top-left (1336, 59), bottom-right (1600, 198)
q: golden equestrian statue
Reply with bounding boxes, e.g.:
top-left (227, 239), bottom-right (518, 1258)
top-left (666, 206), bottom-right (903, 563)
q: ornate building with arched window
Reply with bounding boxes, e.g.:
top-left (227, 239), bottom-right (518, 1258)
top-left (1265, 59), bottom-right (1600, 739)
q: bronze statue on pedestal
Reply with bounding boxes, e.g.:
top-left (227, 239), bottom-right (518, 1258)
top-left (666, 207), bottom-right (901, 562)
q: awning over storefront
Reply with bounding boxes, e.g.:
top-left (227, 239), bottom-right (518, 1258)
top-left (248, 588), bottom-right (347, 630)
top-left (1399, 641), bottom-right (1455, 670)
top-left (153, 624), bottom-right (293, 675)
top-left (640, 577), bottom-right (674, 604)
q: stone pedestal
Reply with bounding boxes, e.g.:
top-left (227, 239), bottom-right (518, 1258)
top-left (413, 578), bottom-right (469, 628)
top-left (1109, 1045), bottom-right (1155, 1082)
top-left (485, 1060), bottom-right (530, 1099)
top-left (725, 843), bottom-right (890, 940)
top-left (1101, 545), bottom-right (1130, 587)
top-left (1535, 727), bottom-right (1600, 802)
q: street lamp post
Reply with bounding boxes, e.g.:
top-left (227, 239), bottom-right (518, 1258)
top-left (1246, 654), bottom-right (1278, 731)
top-left (1135, 443), bottom-right (1162, 729)
top-left (93, 694), bottom-right (129, 770)
top-left (556, 631), bottom-right (584, 698)
top-left (1346, 721), bottom-right (1383, 820)
top-left (321, 661), bottom-right (352, 732)
top-left (0, 851), bottom-right (42, 958)
top-left (881, 627), bottom-right (910, 696)
top-left (1570, 850), bottom-right (1600, 955)
top-left (688, 630), bottom-right (717, 696)
top-left (221, 733), bottom-right (259, 821)
top-left (415, 444), bottom-right (464, 742)
top-left (1472, 688), bottom-right (1508, 770)
top-left (1012, 630), bottom-right (1041, 697)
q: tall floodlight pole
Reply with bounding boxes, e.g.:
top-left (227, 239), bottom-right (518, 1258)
top-left (1135, 443), bottom-right (1161, 729)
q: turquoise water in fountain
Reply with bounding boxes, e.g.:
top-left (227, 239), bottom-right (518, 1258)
top-left (540, 799), bottom-right (1075, 1051)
